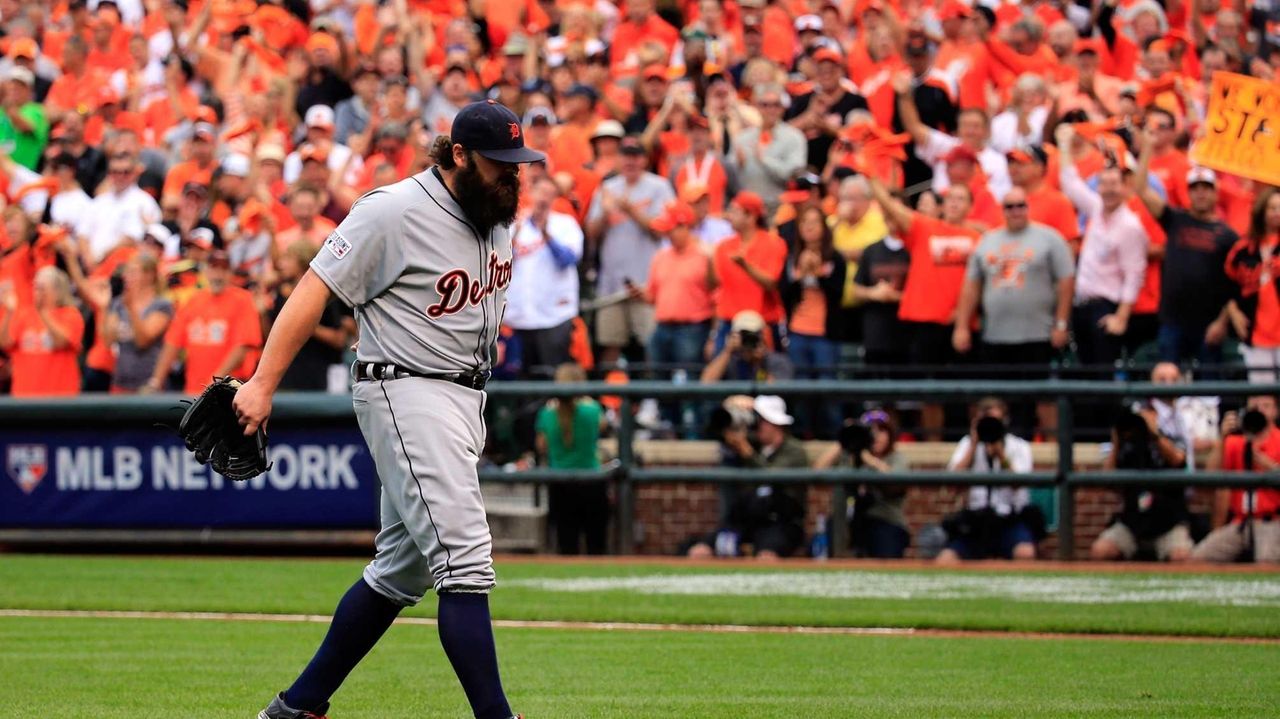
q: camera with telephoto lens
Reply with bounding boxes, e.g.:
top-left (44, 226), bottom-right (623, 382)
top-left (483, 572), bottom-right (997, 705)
top-left (838, 420), bottom-right (873, 467)
top-left (1241, 409), bottom-right (1270, 437)
top-left (738, 329), bottom-right (762, 351)
top-left (1113, 409), bottom-right (1164, 470)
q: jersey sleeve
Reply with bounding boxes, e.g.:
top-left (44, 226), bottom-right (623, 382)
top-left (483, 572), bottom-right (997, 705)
top-left (309, 190), bottom-right (407, 307)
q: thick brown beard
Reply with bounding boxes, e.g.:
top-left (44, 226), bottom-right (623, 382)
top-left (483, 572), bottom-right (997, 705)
top-left (454, 160), bottom-right (521, 234)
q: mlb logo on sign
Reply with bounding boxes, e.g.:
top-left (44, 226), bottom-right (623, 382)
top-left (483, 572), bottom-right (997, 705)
top-left (325, 231), bottom-right (352, 260)
top-left (7, 444), bottom-right (48, 494)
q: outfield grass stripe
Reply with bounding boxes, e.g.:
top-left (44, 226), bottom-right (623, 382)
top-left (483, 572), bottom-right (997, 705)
top-left (5, 608), bottom-right (1278, 645)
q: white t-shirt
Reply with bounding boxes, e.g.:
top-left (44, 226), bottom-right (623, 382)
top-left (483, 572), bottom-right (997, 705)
top-left (283, 143), bottom-right (363, 187)
top-left (947, 433), bottom-right (1034, 516)
top-left (989, 105), bottom-right (1050, 155)
top-left (693, 216), bottom-right (734, 248)
top-left (918, 128), bottom-right (1013, 201)
top-left (504, 210), bottom-right (584, 330)
top-left (77, 185), bottom-right (162, 263)
top-left (50, 188), bottom-right (93, 230)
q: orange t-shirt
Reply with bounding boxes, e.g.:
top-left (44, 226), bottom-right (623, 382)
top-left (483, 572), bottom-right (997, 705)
top-left (898, 213), bottom-right (981, 324)
top-left (163, 286), bottom-right (263, 393)
top-left (142, 88), bottom-right (201, 147)
top-left (789, 285), bottom-right (828, 337)
top-left (610, 15), bottom-right (679, 73)
top-left (936, 40), bottom-right (1005, 111)
top-left (162, 160), bottom-right (217, 205)
top-left (1027, 185), bottom-right (1081, 241)
top-left (4, 305), bottom-right (85, 396)
top-left (45, 68), bottom-right (110, 115)
top-left (1149, 150), bottom-right (1191, 210)
top-left (648, 244), bottom-right (715, 323)
top-left (713, 230), bottom-right (788, 323)
top-left (547, 122), bottom-right (597, 179)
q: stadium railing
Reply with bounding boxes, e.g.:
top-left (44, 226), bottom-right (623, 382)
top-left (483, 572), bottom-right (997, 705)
top-left (2, 379), bottom-right (1278, 559)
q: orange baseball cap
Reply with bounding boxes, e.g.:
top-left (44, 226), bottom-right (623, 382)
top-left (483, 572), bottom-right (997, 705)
top-left (938, 0), bottom-right (974, 21)
top-left (306, 32), bottom-right (340, 55)
top-left (300, 144), bottom-right (330, 164)
top-left (679, 183), bottom-right (710, 204)
top-left (642, 64), bottom-right (669, 81)
top-left (812, 47), bottom-right (843, 65)
top-left (7, 38), bottom-right (37, 61)
top-left (651, 201), bottom-right (697, 233)
top-left (731, 190), bottom-right (765, 217)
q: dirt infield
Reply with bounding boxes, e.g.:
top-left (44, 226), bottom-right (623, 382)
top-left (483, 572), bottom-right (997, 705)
top-left (3, 608), bottom-right (1276, 646)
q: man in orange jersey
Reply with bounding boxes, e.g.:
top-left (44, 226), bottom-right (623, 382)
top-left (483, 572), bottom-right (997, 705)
top-left (1006, 145), bottom-right (1081, 244)
top-left (143, 249), bottom-right (262, 393)
top-left (712, 191), bottom-right (788, 353)
top-left (870, 175), bottom-right (982, 438)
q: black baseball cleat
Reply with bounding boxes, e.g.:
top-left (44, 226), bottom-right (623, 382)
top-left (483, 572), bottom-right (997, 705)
top-left (257, 692), bottom-right (330, 719)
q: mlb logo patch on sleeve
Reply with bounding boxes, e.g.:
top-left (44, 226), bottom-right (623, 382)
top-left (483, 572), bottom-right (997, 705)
top-left (325, 231), bottom-right (352, 260)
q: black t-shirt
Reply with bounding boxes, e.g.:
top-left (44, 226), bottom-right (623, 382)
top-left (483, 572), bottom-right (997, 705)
top-left (272, 292), bottom-right (350, 390)
top-left (296, 68), bottom-right (353, 119)
top-left (785, 89), bottom-right (869, 172)
top-left (164, 218), bottom-right (224, 250)
top-left (1158, 208), bottom-right (1239, 329)
top-left (853, 239), bottom-right (911, 353)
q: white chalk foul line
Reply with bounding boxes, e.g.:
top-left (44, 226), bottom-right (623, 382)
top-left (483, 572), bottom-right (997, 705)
top-left (2, 609), bottom-right (1276, 644)
top-left (0, 608), bottom-right (909, 636)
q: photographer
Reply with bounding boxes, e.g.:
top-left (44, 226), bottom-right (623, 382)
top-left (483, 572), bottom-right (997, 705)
top-left (687, 395), bottom-right (809, 559)
top-left (814, 410), bottom-right (911, 558)
top-left (700, 309), bottom-right (794, 384)
top-left (937, 398), bottom-right (1042, 563)
top-left (1090, 408), bottom-right (1193, 562)
top-left (1191, 396), bottom-right (1280, 563)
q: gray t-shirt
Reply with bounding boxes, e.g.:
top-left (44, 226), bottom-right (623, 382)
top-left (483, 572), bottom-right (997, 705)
top-left (310, 167), bottom-right (512, 374)
top-left (587, 172), bottom-right (674, 295)
top-left (109, 296), bottom-right (174, 390)
top-left (966, 223), bottom-right (1075, 344)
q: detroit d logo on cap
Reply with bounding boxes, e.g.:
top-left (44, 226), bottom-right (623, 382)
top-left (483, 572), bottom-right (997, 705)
top-left (7, 444), bottom-right (48, 494)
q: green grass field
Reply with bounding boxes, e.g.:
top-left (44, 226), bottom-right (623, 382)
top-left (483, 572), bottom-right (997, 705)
top-left (1, 555), bottom-right (1278, 718)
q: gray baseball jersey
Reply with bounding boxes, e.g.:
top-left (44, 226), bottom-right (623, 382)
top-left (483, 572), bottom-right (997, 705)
top-left (311, 167), bottom-right (513, 375)
top-left (310, 167), bottom-right (510, 600)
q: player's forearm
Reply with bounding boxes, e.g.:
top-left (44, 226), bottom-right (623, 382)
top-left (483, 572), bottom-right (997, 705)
top-left (252, 270), bottom-right (333, 391)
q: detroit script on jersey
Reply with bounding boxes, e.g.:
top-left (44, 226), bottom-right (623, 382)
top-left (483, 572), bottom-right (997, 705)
top-left (426, 250), bottom-right (514, 319)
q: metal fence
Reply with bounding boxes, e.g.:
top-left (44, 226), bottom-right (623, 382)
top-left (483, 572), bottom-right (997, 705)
top-left (2, 379), bottom-right (1278, 559)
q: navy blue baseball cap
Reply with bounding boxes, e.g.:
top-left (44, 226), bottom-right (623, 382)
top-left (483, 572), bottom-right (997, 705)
top-left (451, 100), bottom-right (546, 164)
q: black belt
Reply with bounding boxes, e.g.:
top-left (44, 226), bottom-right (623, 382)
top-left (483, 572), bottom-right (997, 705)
top-left (352, 361), bottom-right (490, 390)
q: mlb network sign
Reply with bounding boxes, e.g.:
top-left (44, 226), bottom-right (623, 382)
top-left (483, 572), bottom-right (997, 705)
top-left (0, 428), bottom-right (378, 528)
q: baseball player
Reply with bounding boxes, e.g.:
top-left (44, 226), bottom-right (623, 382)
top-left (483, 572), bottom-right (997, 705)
top-left (233, 100), bottom-right (542, 719)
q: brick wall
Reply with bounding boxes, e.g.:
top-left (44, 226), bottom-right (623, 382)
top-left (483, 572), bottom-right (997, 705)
top-left (631, 454), bottom-right (1217, 557)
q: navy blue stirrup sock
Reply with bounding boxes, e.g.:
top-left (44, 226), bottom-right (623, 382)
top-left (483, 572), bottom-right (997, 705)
top-left (283, 578), bottom-right (403, 711)
top-left (437, 592), bottom-right (513, 719)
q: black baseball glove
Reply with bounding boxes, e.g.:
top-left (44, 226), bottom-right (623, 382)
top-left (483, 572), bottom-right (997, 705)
top-left (177, 377), bottom-right (272, 481)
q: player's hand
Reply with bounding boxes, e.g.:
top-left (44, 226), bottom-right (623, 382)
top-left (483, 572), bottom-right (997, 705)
top-left (232, 376), bottom-right (274, 436)
top-left (952, 326), bottom-right (972, 354)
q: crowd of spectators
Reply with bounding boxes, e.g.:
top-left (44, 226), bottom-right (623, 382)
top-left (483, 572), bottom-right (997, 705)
top-left (0, 1), bottom-right (1276, 560)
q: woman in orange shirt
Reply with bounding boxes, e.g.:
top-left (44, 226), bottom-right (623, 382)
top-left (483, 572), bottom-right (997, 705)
top-left (781, 205), bottom-right (847, 436)
top-left (781, 205), bottom-right (846, 378)
top-left (0, 266), bottom-right (85, 396)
